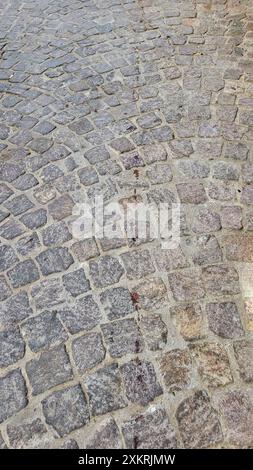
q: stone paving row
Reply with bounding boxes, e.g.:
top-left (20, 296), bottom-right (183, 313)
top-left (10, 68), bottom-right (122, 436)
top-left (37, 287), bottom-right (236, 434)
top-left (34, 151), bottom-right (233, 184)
top-left (0, 0), bottom-right (253, 449)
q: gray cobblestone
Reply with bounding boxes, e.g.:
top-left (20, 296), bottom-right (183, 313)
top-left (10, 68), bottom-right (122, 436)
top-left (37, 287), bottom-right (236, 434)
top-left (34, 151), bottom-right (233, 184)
top-left (0, 370), bottom-right (28, 423)
top-left (26, 345), bottom-right (73, 395)
top-left (42, 385), bottom-right (89, 437)
top-left (0, 0), bottom-right (251, 449)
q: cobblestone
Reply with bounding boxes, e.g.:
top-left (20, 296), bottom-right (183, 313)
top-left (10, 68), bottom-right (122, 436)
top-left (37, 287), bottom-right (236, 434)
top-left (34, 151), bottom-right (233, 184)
top-left (0, 0), bottom-right (252, 449)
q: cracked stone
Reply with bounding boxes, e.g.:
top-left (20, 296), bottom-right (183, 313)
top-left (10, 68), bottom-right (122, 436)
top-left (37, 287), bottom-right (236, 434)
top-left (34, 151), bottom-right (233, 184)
top-left (42, 385), bottom-right (89, 437)
top-left (121, 359), bottom-right (162, 406)
top-left (21, 311), bottom-right (68, 353)
top-left (26, 345), bottom-right (73, 395)
top-left (72, 332), bottom-right (105, 373)
top-left (84, 364), bottom-right (127, 416)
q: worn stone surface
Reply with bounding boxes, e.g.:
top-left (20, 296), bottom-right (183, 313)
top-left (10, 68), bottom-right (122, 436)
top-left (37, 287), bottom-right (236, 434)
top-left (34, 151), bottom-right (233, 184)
top-left (233, 340), bottom-right (253, 383)
top-left (36, 247), bottom-right (73, 276)
top-left (100, 286), bottom-right (134, 320)
top-left (122, 407), bottom-right (178, 449)
top-left (176, 391), bottom-right (222, 448)
top-left (72, 332), bottom-right (105, 373)
top-left (190, 342), bottom-right (233, 388)
top-left (7, 418), bottom-right (48, 449)
top-left (26, 345), bottom-right (73, 395)
top-left (59, 295), bottom-right (101, 334)
top-left (121, 359), bottom-right (162, 406)
top-left (85, 418), bottom-right (122, 449)
top-left (168, 269), bottom-right (205, 302)
top-left (0, 328), bottom-right (25, 368)
top-left (84, 364), bottom-right (127, 416)
top-left (42, 385), bottom-right (89, 437)
top-left (21, 311), bottom-right (68, 352)
top-left (139, 313), bottom-right (167, 351)
top-left (0, 370), bottom-right (28, 423)
top-left (89, 256), bottom-right (124, 287)
top-left (206, 302), bottom-right (244, 339)
top-left (0, 0), bottom-right (251, 449)
top-left (7, 259), bottom-right (39, 287)
top-left (171, 304), bottom-right (204, 341)
top-left (159, 349), bottom-right (192, 393)
top-left (62, 268), bottom-right (90, 297)
top-left (214, 389), bottom-right (253, 447)
top-left (102, 318), bottom-right (143, 357)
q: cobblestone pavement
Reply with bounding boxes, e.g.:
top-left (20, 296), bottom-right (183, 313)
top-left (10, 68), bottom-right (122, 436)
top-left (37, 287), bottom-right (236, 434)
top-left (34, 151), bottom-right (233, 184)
top-left (0, 0), bottom-right (253, 449)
